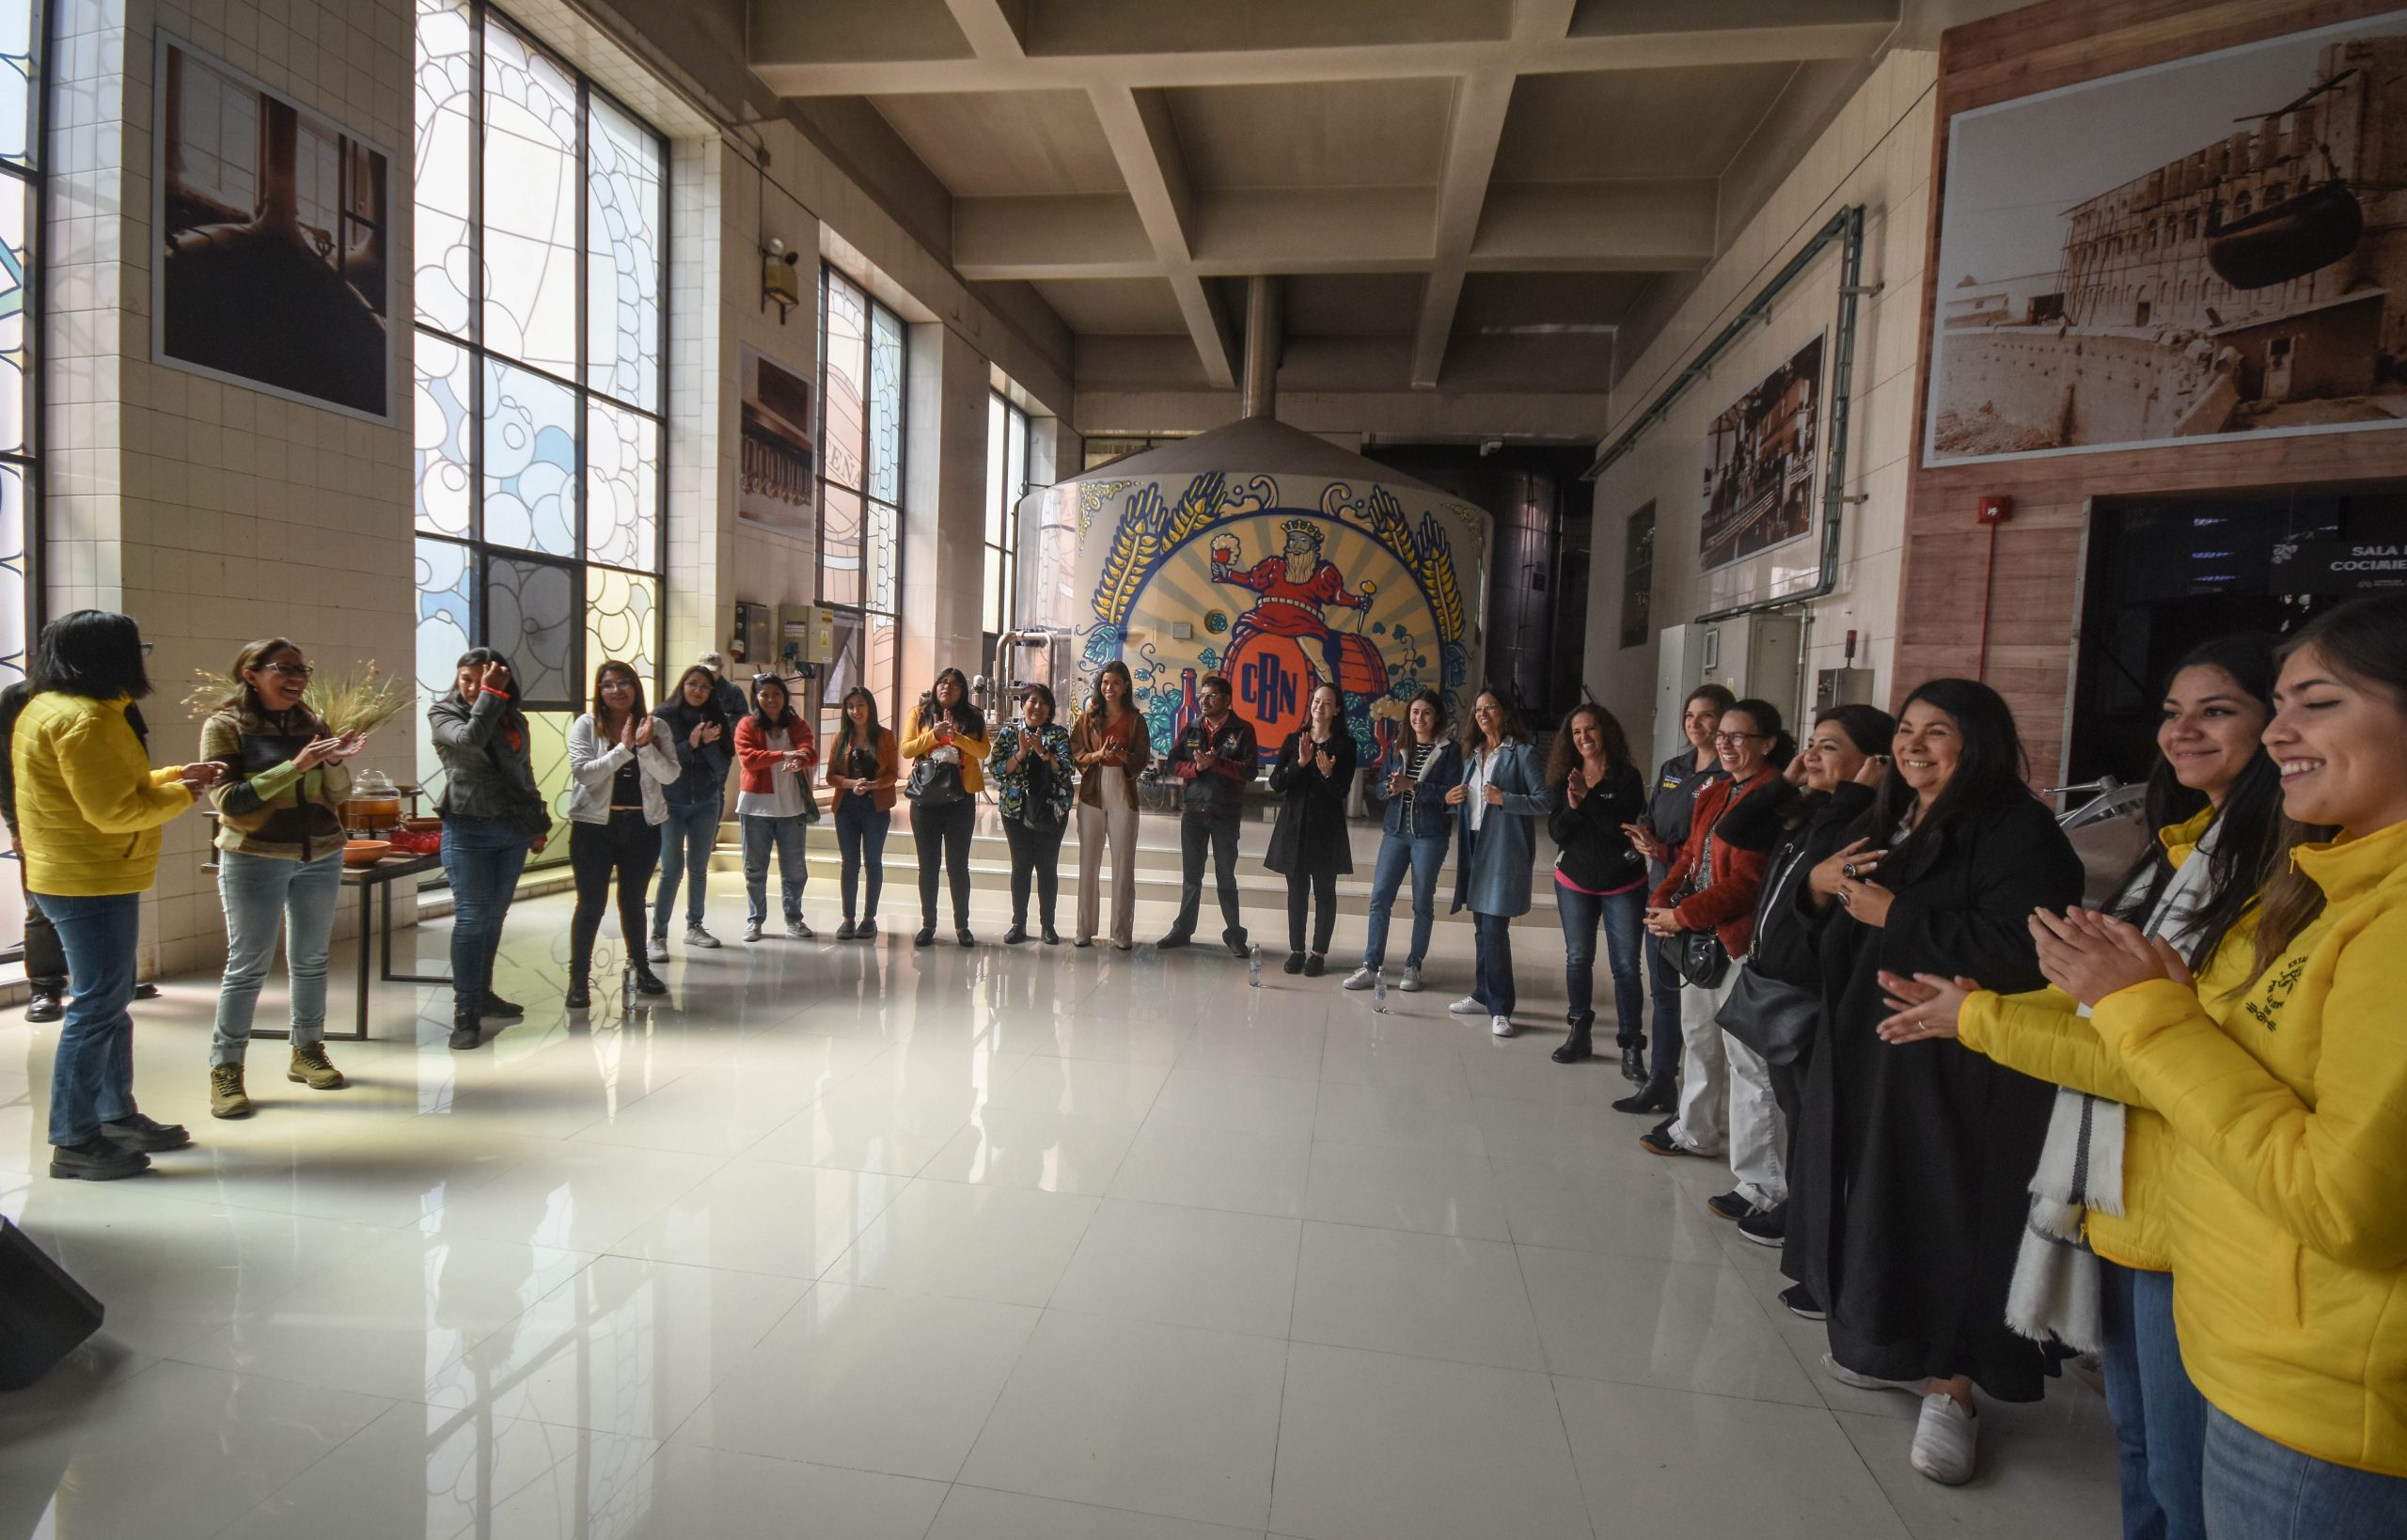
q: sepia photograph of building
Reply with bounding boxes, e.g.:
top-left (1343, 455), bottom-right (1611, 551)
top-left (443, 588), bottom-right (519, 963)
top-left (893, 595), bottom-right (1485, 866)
top-left (1927, 13), bottom-right (2407, 464)
top-left (1700, 332), bottom-right (1824, 570)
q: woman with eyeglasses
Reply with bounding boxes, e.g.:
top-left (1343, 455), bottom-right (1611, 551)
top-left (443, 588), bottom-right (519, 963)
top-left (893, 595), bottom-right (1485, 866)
top-left (564, 660), bottom-right (677, 1008)
top-left (11, 612), bottom-right (224, 1178)
top-left (903, 667), bottom-right (989, 947)
top-left (825, 686), bottom-right (897, 938)
top-left (196, 638), bottom-right (366, 1117)
top-left (1632, 699), bottom-right (1794, 1232)
top-left (1445, 689), bottom-right (1547, 1038)
top-left (430, 648), bottom-right (549, 1050)
top-left (988, 683), bottom-right (1075, 945)
top-left (733, 673), bottom-right (819, 944)
top-left (1614, 683), bottom-right (1736, 1115)
top-left (652, 664), bottom-right (733, 957)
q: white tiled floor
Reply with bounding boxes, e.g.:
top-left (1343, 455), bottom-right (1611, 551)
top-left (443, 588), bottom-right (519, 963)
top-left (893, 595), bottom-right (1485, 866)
top-left (0, 872), bottom-right (2122, 1539)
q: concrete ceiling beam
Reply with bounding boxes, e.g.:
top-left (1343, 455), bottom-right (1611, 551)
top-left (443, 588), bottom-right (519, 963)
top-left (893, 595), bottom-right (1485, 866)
top-left (1410, 70), bottom-right (1516, 389)
top-left (1088, 84), bottom-right (1238, 389)
top-left (941, 0), bottom-right (1028, 61)
top-left (1471, 181), bottom-right (1719, 269)
top-left (953, 194), bottom-right (1158, 278)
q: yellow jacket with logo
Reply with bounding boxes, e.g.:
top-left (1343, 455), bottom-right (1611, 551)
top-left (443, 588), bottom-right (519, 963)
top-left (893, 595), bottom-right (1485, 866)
top-left (10, 693), bottom-right (193, 896)
top-left (2093, 815), bottom-right (2407, 1476)
top-left (1958, 809), bottom-right (2227, 1274)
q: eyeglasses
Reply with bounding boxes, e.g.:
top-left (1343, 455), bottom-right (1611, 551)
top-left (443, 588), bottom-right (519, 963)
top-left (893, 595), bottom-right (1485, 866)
top-left (1711, 731), bottom-right (1767, 746)
top-left (262, 662), bottom-right (314, 680)
top-left (138, 642), bottom-right (155, 656)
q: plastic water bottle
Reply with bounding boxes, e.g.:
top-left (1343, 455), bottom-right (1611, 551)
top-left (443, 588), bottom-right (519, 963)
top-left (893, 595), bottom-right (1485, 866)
top-left (1248, 942), bottom-right (1262, 988)
top-left (1373, 972), bottom-right (1389, 1014)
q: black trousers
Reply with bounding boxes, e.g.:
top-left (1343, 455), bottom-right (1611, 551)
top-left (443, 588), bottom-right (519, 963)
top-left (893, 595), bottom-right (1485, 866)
top-left (1285, 868), bottom-right (1338, 955)
top-left (1172, 813), bottom-right (1245, 940)
top-left (570, 811), bottom-right (660, 978)
top-left (16, 857), bottom-right (66, 990)
top-left (1002, 814), bottom-right (1067, 928)
top-left (914, 796), bottom-right (976, 928)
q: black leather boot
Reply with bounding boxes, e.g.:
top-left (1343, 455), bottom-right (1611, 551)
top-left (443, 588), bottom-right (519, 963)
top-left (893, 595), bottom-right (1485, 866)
top-left (449, 1011), bottom-right (482, 1050)
top-left (1620, 1038), bottom-right (1648, 1085)
top-left (565, 977), bottom-right (591, 1010)
top-left (1551, 1012), bottom-right (1596, 1064)
top-left (631, 966), bottom-right (669, 996)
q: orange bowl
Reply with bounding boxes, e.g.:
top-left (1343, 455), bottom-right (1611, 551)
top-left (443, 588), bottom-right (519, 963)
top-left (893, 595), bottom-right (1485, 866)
top-left (342, 840), bottom-right (391, 869)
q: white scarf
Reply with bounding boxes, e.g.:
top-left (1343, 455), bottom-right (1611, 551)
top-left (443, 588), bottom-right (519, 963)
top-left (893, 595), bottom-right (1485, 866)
top-left (2006, 821), bottom-right (2218, 1350)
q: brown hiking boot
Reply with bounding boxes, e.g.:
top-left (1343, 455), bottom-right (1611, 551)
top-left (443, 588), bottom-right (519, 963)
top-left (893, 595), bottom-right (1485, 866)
top-left (287, 1044), bottom-right (346, 1090)
top-left (210, 1062), bottom-right (252, 1118)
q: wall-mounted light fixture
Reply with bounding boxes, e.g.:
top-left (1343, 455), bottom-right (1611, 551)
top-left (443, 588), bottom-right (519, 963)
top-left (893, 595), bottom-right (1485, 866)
top-left (763, 237), bottom-right (801, 322)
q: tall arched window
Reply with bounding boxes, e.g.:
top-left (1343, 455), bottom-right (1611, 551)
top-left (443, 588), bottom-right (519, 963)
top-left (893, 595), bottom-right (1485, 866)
top-left (411, 0), bottom-right (667, 853)
top-left (1, 0), bottom-right (42, 963)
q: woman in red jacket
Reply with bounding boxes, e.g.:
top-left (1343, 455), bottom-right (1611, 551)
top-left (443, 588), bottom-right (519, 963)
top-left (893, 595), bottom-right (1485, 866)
top-left (1632, 699), bottom-right (1793, 1226)
top-left (732, 674), bottom-right (818, 943)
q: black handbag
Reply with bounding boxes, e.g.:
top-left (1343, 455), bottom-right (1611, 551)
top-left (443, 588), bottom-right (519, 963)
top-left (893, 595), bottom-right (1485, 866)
top-left (905, 756), bottom-right (966, 807)
top-left (1668, 817), bottom-right (1731, 987)
top-left (1717, 964), bottom-right (1818, 1065)
top-left (1019, 732), bottom-right (1063, 830)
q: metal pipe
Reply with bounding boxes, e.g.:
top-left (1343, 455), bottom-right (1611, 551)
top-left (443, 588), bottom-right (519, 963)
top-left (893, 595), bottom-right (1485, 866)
top-left (1241, 275), bottom-right (1282, 419)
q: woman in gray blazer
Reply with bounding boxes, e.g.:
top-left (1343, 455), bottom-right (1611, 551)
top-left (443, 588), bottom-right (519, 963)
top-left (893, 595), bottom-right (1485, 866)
top-left (1447, 689), bottom-right (1548, 1038)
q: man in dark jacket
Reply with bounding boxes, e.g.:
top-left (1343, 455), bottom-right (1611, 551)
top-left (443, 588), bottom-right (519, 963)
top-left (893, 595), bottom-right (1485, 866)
top-left (0, 680), bottom-right (70, 1021)
top-left (1156, 673), bottom-right (1258, 955)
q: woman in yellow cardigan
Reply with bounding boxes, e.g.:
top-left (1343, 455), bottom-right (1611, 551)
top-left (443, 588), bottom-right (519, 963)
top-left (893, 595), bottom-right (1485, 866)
top-left (1875, 636), bottom-right (2290, 1540)
top-left (2018, 592), bottom-right (2407, 1539)
top-left (9, 612), bottom-right (223, 1180)
top-left (901, 666), bottom-right (988, 948)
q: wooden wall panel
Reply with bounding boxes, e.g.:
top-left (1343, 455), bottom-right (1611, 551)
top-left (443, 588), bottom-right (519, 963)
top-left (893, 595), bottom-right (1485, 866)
top-left (1899, 0), bottom-right (2407, 778)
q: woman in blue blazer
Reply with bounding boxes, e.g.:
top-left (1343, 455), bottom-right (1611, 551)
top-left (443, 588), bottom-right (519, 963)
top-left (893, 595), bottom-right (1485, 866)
top-left (1448, 688), bottom-right (1549, 1037)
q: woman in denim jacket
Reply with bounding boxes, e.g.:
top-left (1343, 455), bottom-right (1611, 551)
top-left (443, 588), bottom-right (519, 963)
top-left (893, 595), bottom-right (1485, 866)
top-left (1343, 688), bottom-right (1460, 995)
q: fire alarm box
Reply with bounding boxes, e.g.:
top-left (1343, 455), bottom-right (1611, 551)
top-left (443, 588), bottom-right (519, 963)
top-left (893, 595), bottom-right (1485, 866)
top-left (1975, 495), bottom-right (2012, 525)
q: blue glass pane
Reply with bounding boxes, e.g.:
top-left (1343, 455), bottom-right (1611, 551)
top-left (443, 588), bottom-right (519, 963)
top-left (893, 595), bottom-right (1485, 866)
top-left (414, 332), bottom-right (472, 535)
top-left (483, 358), bottom-right (575, 555)
top-left (415, 536), bottom-right (475, 797)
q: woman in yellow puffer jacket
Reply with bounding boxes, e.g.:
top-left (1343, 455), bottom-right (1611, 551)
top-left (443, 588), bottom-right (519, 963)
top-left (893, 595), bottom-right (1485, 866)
top-left (2033, 591), bottom-right (2407, 1540)
top-left (9, 612), bottom-right (224, 1182)
top-left (1874, 635), bottom-right (2294, 1540)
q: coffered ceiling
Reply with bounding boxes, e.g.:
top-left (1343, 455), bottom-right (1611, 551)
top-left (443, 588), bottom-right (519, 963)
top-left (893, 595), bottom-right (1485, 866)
top-left (746, 0), bottom-right (1914, 409)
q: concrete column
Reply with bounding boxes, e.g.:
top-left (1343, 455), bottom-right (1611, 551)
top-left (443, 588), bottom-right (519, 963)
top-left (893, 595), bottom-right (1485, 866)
top-left (901, 322), bottom-right (989, 701)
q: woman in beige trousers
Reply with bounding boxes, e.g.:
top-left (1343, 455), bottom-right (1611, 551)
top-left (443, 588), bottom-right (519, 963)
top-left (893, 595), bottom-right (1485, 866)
top-left (1069, 661), bottom-right (1153, 950)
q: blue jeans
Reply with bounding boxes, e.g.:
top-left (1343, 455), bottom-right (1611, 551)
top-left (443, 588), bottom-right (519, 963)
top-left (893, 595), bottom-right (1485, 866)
top-left (1643, 933), bottom-right (1683, 1092)
top-left (2203, 1405), bottom-right (2407, 1540)
top-left (742, 813), bottom-right (808, 926)
top-left (835, 796), bottom-right (889, 921)
top-left (1361, 833), bottom-right (1446, 970)
top-left (653, 797), bottom-right (719, 932)
top-left (1471, 910), bottom-right (1516, 1018)
top-left (212, 847), bottom-right (345, 1064)
top-left (34, 891), bottom-right (142, 1148)
top-left (2100, 1262), bottom-right (2208, 1540)
top-left (1556, 879), bottom-right (1645, 1044)
top-left (440, 815), bottom-right (530, 1014)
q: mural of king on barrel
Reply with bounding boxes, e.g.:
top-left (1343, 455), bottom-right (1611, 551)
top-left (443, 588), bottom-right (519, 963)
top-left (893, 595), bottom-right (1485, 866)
top-left (1019, 418), bottom-right (1490, 769)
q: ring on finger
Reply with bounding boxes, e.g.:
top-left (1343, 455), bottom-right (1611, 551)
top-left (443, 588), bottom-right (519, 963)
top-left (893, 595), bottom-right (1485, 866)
top-left (1841, 862), bottom-right (1858, 878)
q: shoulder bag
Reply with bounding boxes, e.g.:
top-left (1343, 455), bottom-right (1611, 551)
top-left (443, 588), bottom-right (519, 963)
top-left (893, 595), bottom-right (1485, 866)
top-left (1716, 837), bottom-right (1820, 1064)
top-left (1669, 817), bottom-right (1731, 988)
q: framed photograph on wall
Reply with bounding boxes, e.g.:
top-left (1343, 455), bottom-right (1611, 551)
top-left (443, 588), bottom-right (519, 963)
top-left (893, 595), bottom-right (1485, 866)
top-left (1924, 9), bottom-right (2407, 465)
top-left (737, 342), bottom-right (817, 538)
top-left (151, 37), bottom-right (394, 422)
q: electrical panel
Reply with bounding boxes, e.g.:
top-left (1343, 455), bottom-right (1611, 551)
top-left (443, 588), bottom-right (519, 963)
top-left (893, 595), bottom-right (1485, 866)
top-left (1816, 668), bottom-right (1876, 709)
top-left (1652, 614), bottom-right (1805, 764)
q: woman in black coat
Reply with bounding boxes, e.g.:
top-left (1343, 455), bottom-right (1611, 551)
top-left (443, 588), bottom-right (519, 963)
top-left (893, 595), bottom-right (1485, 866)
top-left (1265, 682), bottom-right (1357, 975)
top-left (1782, 679), bottom-right (2083, 1487)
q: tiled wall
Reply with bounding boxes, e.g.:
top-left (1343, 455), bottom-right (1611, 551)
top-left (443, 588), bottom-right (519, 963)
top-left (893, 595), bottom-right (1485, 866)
top-left (1583, 49), bottom-right (1940, 746)
top-left (45, 0), bottom-right (418, 975)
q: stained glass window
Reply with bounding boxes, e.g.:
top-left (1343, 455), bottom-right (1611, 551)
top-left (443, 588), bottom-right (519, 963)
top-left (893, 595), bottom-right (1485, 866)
top-left (1, 0), bottom-right (36, 965)
top-left (983, 392), bottom-right (1030, 636)
top-left (411, 1), bottom-right (667, 858)
top-left (816, 266), bottom-right (905, 727)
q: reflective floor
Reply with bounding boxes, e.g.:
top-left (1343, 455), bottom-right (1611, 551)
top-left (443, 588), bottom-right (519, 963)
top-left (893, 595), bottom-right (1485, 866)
top-left (2, 875), bottom-right (2120, 1539)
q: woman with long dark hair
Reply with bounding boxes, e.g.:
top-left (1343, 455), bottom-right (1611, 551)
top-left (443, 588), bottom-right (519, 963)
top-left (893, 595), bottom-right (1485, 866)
top-left (988, 683), bottom-right (1074, 944)
top-left (1545, 701), bottom-right (1647, 1067)
top-left (430, 647), bottom-right (548, 1049)
top-left (733, 673), bottom-right (819, 943)
top-left (1266, 682), bottom-right (1357, 975)
top-left (14, 612), bottom-right (223, 1177)
top-left (1875, 637), bottom-right (2286, 1539)
top-left (1786, 679), bottom-right (2084, 1486)
top-left (564, 660), bottom-right (676, 1008)
top-left (1614, 683), bottom-right (1736, 1115)
top-left (651, 664), bottom-right (732, 957)
top-left (1634, 699), bottom-right (1794, 1233)
top-left (825, 685), bottom-right (897, 938)
top-left (1992, 594), bottom-right (2407, 1534)
top-left (1069, 660), bottom-right (1151, 950)
top-left (903, 667), bottom-right (988, 947)
top-left (1445, 689), bottom-right (1547, 1037)
top-left (1345, 688), bottom-right (1460, 994)
top-left (197, 637), bottom-right (366, 1116)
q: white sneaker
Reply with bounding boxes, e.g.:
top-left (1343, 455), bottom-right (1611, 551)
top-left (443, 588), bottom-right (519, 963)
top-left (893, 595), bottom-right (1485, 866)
top-left (1397, 966), bottom-right (1423, 993)
top-left (685, 924), bottom-right (721, 950)
top-left (787, 917), bottom-right (813, 939)
top-left (1491, 1014), bottom-right (1517, 1038)
top-left (1447, 997), bottom-right (1486, 1015)
top-left (1820, 1354), bottom-right (1924, 1397)
top-left (1910, 1391), bottom-right (1977, 1485)
top-left (1341, 966), bottom-right (1378, 991)
top-left (742, 919), bottom-right (763, 943)
top-left (647, 935), bottom-right (669, 963)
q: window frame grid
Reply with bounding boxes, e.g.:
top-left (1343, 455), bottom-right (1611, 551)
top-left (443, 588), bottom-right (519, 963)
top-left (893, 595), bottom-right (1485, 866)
top-left (814, 263), bottom-right (905, 718)
top-left (985, 391), bottom-right (1028, 637)
top-left (4, 0), bottom-right (49, 966)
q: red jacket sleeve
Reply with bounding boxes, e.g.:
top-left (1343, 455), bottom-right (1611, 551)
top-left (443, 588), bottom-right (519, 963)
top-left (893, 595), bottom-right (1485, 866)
top-left (733, 716), bottom-right (782, 775)
top-left (1672, 843), bottom-right (1767, 933)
